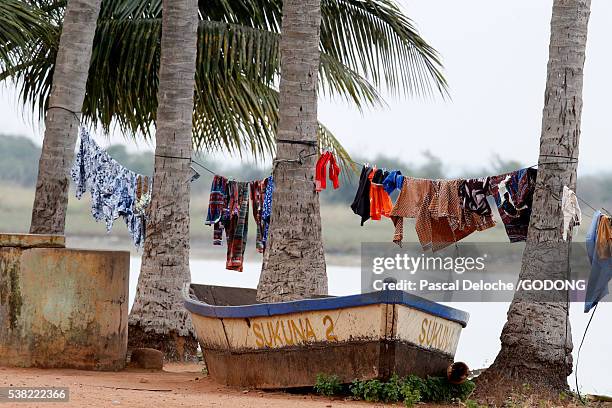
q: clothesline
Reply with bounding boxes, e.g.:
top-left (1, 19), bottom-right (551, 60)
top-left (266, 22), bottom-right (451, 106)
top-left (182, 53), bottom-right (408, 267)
top-left (191, 153), bottom-right (606, 221)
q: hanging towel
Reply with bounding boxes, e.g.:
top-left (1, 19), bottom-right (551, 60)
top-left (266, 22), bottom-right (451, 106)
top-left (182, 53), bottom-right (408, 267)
top-left (561, 186), bottom-right (582, 241)
top-left (350, 166), bottom-right (373, 225)
top-left (315, 151), bottom-right (340, 192)
top-left (585, 211), bottom-right (612, 312)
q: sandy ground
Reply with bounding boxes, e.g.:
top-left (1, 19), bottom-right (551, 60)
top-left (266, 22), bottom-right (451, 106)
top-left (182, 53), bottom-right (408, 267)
top-left (0, 363), bottom-right (403, 408)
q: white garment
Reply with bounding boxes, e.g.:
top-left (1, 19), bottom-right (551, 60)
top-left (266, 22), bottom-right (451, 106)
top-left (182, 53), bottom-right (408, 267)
top-left (497, 175), bottom-right (514, 207)
top-left (562, 186), bottom-right (582, 241)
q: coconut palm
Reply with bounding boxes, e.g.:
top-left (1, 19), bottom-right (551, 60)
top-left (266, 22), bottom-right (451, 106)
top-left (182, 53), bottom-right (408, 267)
top-left (255, 0), bottom-right (326, 301)
top-left (127, 0), bottom-right (199, 361)
top-left (14, 0), bottom-right (102, 234)
top-left (475, 0), bottom-right (591, 400)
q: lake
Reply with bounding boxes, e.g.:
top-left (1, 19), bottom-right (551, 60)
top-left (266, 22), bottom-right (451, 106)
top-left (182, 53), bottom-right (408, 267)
top-left (129, 257), bottom-right (611, 396)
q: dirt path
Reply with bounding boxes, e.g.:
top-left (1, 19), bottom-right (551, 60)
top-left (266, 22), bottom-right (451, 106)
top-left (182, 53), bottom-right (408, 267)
top-left (0, 364), bottom-right (393, 408)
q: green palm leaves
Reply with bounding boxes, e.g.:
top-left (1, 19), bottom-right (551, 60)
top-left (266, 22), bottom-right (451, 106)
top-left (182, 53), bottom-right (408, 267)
top-left (2, 0), bottom-right (447, 164)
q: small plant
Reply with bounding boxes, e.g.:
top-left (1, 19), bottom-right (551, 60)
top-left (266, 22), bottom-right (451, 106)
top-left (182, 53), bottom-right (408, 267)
top-left (362, 379), bottom-right (384, 402)
top-left (382, 374), bottom-right (403, 402)
top-left (344, 374), bottom-right (475, 404)
top-left (349, 379), bottom-right (365, 399)
top-left (314, 373), bottom-right (342, 397)
top-left (401, 384), bottom-right (421, 407)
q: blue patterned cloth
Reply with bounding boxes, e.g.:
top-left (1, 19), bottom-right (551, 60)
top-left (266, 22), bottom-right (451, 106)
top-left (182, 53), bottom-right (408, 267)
top-left (261, 176), bottom-right (274, 245)
top-left (71, 128), bottom-right (148, 248)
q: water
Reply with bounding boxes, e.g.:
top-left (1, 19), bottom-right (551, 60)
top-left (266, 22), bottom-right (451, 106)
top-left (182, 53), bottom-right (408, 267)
top-left (129, 258), bottom-right (611, 396)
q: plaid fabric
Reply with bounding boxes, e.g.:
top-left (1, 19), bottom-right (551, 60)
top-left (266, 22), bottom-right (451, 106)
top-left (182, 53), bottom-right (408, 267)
top-left (225, 181), bottom-right (250, 271)
top-left (205, 175), bottom-right (228, 245)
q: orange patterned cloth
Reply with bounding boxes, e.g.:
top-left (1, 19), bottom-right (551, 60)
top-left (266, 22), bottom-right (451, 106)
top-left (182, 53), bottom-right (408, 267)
top-left (596, 215), bottom-right (612, 260)
top-left (369, 169), bottom-right (393, 220)
top-left (390, 178), bottom-right (495, 251)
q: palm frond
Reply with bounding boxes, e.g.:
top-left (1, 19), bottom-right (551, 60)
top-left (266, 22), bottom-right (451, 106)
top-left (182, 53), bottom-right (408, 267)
top-left (321, 0), bottom-right (448, 98)
top-left (0, 0), bottom-right (53, 72)
top-left (2, 0), bottom-right (449, 170)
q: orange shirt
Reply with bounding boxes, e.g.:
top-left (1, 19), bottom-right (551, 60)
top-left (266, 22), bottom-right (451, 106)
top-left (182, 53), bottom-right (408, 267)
top-left (369, 169), bottom-right (393, 221)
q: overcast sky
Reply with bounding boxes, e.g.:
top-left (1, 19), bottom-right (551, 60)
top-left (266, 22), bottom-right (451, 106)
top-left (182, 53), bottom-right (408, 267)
top-left (1, 0), bottom-right (610, 175)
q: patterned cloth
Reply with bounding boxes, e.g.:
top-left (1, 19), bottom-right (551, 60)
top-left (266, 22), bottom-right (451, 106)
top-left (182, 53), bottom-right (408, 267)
top-left (225, 181), bottom-right (250, 271)
top-left (261, 176), bottom-right (275, 246)
top-left (585, 211), bottom-right (612, 312)
top-left (205, 175), bottom-right (229, 245)
top-left (458, 177), bottom-right (492, 216)
top-left (250, 178), bottom-right (268, 252)
top-left (71, 128), bottom-right (148, 248)
top-left (490, 168), bottom-right (537, 242)
top-left (390, 177), bottom-right (495, 251)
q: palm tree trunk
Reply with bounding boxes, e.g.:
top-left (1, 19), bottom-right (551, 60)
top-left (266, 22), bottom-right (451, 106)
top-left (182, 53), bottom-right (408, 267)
top-left (29, 0), bottom-right (102, 234)
top-left (256, 0), bottom-right (327, 302)
top-left (128, 0), bottom-right (199, 361)
top-left (475, 0), bottom-right (590, 400)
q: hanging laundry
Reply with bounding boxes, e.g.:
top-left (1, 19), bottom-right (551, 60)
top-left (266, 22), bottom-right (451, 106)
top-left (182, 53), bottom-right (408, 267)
top-left (370, 168), bottom-right (393, 220)
top-left (315, 151), bottom-right (340, 192)
top-left (382, 170), bottom-right (404, 195)
top-left (250, 178), bottom-right (268, 253)
top-left (205, 175), bottom-right (229, 245)
top-left (561, 186), bottom-right (582, 241)
top-left (596, 213), bottom-right (612, 260)
top-left (389, 178), bottom-right (494, 251)
top-left (584, 211), bottom-right (612, 313)
top-left (261, 176), bottom-right (275, 247)
top-left (70, 128), bottom-right (147, 248)
top-left (458, 177), bottom-right (492, 216)
top-left (350, 166), bottom-right (373, 225)
top-left (490, 168), bottom-right (537, 243)
top-left (224, 181), bottom-right (250, 272)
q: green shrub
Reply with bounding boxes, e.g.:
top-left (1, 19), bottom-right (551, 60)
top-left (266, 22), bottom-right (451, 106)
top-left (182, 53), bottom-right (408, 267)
top-left (401, 385), bottom-right (421, 407)
top-left (314, 373), bottom-right (342, 397)
top-left (349, 375), bottom-right (475, 404)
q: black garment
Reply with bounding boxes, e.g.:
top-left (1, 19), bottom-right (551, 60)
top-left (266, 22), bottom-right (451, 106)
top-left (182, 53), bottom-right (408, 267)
top-left (350, 166), bottom-right (373, 226)
top-left (371, 169), bottom-right (387, 185)
top-left (458, 177), bottom-right (492, 216)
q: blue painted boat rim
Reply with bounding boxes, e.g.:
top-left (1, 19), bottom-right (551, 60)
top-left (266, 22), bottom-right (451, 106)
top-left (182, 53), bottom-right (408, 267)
top-left (183, 286), bottom-right (469, 327)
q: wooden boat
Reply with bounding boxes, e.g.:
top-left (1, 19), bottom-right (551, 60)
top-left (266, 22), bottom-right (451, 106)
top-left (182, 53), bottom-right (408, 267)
top-left (183, 284), bottom-right (469, 389)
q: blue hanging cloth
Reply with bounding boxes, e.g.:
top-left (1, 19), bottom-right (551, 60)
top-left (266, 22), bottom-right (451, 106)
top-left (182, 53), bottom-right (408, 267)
top-left (70, 128), bottom-right (150, 248)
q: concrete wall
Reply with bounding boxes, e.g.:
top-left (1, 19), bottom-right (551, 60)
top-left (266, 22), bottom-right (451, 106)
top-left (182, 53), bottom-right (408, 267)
top-left (0, 234), bottom-right (129, 370)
